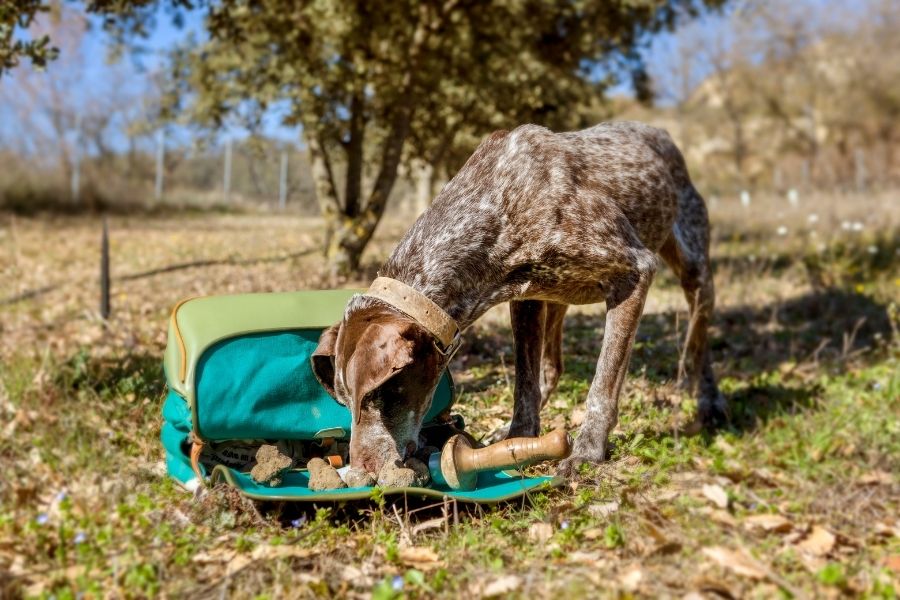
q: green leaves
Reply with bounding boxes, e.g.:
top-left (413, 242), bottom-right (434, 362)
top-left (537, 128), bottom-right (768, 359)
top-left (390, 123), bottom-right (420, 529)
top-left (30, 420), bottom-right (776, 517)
top-left (0, 1), bottom-right (59, 76)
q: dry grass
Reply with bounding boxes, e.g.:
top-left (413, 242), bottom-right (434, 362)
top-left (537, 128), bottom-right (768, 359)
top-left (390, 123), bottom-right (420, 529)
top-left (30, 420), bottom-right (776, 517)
top-left (1, 190), bottom-right (898, 598)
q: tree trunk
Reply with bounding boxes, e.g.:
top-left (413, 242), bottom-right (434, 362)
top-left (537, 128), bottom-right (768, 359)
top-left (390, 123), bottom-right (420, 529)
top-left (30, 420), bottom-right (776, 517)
top-left (309, 2), bottom-right (454, 276)
top-left (324, 109), bottom-right (413, 276)
top-left (344, 92), bottom-right (365, 218)
top-left (306, 133), bottom-right (342, 258)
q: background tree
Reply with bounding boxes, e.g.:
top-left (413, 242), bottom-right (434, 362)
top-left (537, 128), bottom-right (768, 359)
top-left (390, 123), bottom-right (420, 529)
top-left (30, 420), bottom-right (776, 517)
top-left (88, 0), bottom-right (726, 275)
top-left (0, 0), bottom-right (58, 76)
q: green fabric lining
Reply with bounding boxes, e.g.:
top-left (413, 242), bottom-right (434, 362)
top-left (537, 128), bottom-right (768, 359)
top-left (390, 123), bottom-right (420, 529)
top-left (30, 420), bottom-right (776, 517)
top-left (195, 330), bottom-right (350, 441)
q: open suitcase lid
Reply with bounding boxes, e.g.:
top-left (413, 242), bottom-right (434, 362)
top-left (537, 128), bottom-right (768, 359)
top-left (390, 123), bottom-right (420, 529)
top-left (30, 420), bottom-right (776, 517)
top-left (164, 289), bottom-right (361, 404)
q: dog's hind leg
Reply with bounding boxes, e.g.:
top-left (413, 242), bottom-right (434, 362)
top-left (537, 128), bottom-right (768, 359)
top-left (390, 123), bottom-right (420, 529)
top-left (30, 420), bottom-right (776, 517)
top-left (659, 186), bottom-right (728, 427)
top-left (508, 300), bottom-right (547, 438)
top-left (539, 303), bottom-right (568, 408)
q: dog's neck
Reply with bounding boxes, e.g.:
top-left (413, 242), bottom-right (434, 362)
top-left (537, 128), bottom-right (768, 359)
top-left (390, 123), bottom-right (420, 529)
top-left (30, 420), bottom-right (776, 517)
top-left (380, 205), bottom-right (518, 330)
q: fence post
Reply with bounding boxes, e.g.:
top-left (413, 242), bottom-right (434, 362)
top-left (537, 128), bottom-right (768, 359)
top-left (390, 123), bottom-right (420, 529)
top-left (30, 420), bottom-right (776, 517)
top-left (855, 148), bottom-right (867, 193)
top-left (223, 138), bottom-right (233, 205)
top-left (71, 113), bottom-right (82, 204)
top-left (100, 216), bottom-right (110, 320)
top-left (154, 129), bottom-right (165, 202)
top-left (279, 150), bottom-right (288, 210)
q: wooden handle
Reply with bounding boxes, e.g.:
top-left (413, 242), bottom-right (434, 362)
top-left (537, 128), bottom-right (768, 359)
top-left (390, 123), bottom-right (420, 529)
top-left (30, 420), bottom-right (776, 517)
top-left (459, 429), bottom-right (571, 474)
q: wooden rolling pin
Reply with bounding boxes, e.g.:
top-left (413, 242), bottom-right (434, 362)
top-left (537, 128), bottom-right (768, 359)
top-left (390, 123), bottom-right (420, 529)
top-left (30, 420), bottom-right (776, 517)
top-left (429, 429), bottom-right (572, 490)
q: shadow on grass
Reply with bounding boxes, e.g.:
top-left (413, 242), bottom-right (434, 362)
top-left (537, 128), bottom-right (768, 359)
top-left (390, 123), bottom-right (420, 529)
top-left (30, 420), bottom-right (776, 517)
top-left (456, 288), bottom-right (891, 438)
top-left (54, 350), bottom-right (167, 439)
top-left (460, 287), bottom-right (891, 387)
top-left (257, 486), bottom-right (552, 529)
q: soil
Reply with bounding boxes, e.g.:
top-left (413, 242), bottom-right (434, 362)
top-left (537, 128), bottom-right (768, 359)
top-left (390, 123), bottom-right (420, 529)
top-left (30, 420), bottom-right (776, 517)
top-left (306, 457), bottom-right (347, 491)
top-left (250, 444), bottom-right (294, 487)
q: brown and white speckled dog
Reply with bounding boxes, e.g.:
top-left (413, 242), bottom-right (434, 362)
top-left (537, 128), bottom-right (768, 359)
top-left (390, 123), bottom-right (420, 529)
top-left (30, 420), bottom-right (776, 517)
top-left (312, 121), bottom-right (727, 479)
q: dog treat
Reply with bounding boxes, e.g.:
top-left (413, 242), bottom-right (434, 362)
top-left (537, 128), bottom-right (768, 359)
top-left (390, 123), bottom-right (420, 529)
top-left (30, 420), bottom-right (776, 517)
top-left (250, 444), bottom-right (294, 487)
top-left (404, 457), bottom-right (431, 487)
top-left (307, 457), bottom-right (347, 491)
top-left (377, 462), bottom-right (418, 488)
top-left (344, 468), bottom-right (377, 488)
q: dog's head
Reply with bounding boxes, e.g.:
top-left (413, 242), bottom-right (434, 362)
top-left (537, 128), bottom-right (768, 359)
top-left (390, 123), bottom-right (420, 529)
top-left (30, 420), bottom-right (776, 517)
top-left (311, 296), bottom-right (444, 475)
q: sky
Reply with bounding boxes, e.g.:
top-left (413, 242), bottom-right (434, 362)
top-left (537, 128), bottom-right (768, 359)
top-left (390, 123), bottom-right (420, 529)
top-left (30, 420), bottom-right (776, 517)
top-left (0, 2), bottom-right (732, 156)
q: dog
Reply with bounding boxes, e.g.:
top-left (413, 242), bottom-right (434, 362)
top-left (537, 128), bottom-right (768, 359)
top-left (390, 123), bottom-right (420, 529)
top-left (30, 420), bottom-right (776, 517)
top-left (311, 121), bottom-right (727, 479)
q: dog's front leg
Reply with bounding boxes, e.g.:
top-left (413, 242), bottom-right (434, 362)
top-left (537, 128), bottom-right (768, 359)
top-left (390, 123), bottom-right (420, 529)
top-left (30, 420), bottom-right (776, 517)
top-left (559, 255), bottom-right (656, 477)
top-left (507, 300), bottom-right (547, 438)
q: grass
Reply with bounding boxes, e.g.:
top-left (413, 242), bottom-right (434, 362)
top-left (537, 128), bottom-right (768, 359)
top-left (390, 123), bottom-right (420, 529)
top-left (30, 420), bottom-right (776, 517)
top-left (1, 190), bottom-right (899, 598)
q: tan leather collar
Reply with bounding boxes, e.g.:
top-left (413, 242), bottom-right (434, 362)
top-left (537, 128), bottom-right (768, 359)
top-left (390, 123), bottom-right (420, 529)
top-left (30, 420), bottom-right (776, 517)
top-left (364, 277), bottom-right (460, 353)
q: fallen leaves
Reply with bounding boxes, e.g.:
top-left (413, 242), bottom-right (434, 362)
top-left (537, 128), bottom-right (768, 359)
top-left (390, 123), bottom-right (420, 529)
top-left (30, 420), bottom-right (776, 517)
top-left (885, 555), bottom-right (900, 575)
top-left (702, 546), bottom-right (768, 580)
top-left (587, 501), bottom-right (620, 519)
top-left (472, 574), bottom-right (522, 598)
top-left (702, 484), bottom-right (730, 509)
top-left (251, 544), bottom-right (317, 561)
top-left (742, 514), bottom-right (793, 533)
top-left (528, 522), bottom-right (553, 544)
top-left (857, 470), bottom-right (893, 486)
top-left (398, 546), bottom-right (442, 570)
top-left (618, 564), bottom-right (644, 591)
top-left (795, 525), bottom-right (836, 557)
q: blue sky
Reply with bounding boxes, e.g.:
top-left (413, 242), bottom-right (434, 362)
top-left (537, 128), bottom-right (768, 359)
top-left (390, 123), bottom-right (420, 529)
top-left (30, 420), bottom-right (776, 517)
top-left (1, 2), bottom-right (730, 155)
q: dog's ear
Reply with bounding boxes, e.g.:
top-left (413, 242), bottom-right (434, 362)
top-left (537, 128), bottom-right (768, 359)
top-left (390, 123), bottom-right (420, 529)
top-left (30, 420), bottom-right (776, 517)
top-left (311, 322), bottom-right (341, 398)
top-left (345, 325), bottom-right (417, 422)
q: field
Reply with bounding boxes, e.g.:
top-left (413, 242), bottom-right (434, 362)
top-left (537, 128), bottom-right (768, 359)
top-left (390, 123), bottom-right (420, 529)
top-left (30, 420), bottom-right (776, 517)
top-left (1, 191), bottom-right (898, 598)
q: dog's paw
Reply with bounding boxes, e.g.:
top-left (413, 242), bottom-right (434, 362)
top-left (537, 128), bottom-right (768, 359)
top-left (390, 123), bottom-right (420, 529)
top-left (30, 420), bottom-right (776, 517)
top-left (483, 422), bottom-right (510, 445)
top-left (556, 455), bottom-right (582, 479)
top-left (556, 451), bottom-right (605, 479)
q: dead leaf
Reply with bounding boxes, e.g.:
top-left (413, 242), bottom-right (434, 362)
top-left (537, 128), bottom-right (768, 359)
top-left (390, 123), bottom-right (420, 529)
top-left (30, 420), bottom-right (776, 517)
top-left (251, 544), bottom-right (317, 560)
top-left (619, 565), bottom-right (643, 591)
top-left (874, 521), bottom-right (900, 539)
top-left (796, 526), bottom-right (836, 557)
top-left (714, 438), bottom-right (736, 455)
top-left (398, 546), bottom-right (441, 570)
top-left (588, 501), bottom-right (620, 519)
top-left (479, 575), bottom-right (522, 597)
top-left (652, 488), bottom-right (681, 502)
top-left (692, 576), bottom-right (738, 599)
top-left (858, 470), bottom-right (893, 486)
top-left (567, 550), bottom-right (605, 566)
top-left (192, 548), bottom-right (237, 564)
top-left (642, 519), bottom-right (669, 544)
top-left (885, 555), bottom-right (900, 574)
top-left (583, 527), bottom-right (604, 541)
top-left (339, 565), bottom-right (365, 582)
top-left (704, 508), bottom-right (737, 528)
top-left (702, 546), bottom-right (767, 579)
top-left (702, 484), bottom-right (730, 509)
top-left (225, 553), bottom-right (252, 576)
top-left (529, 522), bottom-right (553, 543)
top-left (743, 514), bottom-right (793, 533)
